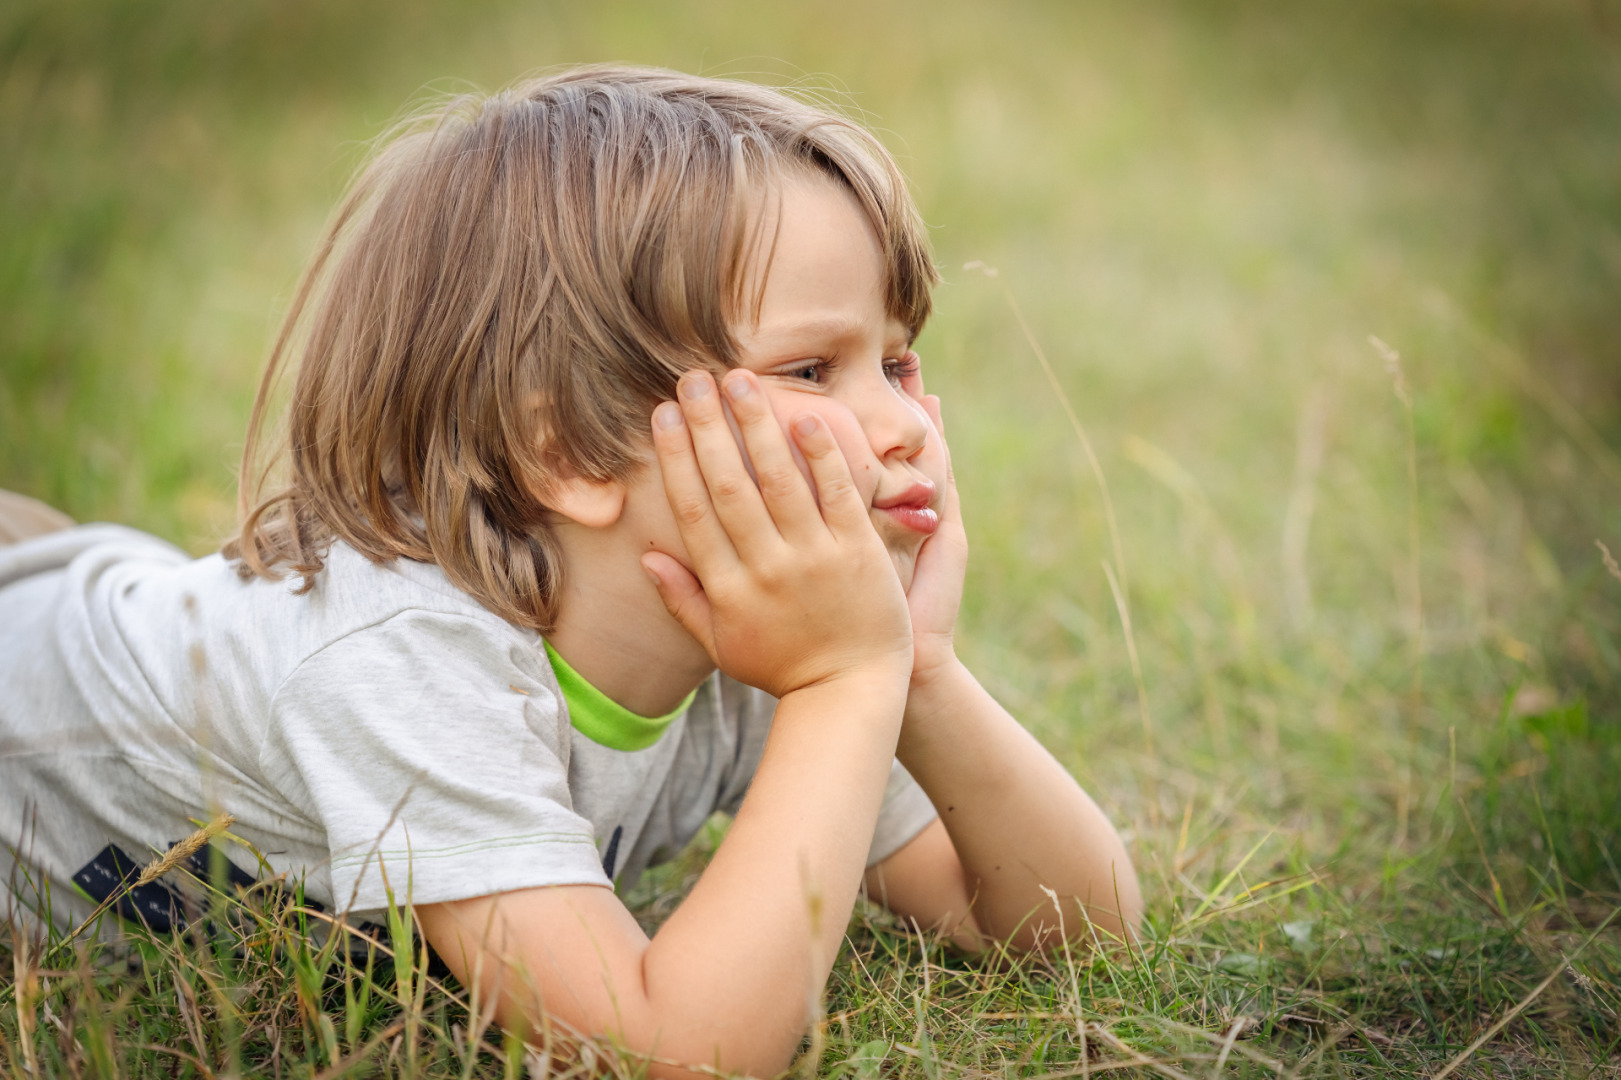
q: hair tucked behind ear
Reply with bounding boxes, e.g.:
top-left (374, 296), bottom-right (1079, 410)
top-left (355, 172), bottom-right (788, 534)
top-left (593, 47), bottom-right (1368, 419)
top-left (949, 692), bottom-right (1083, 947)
top-left (224, 65), bottom-right (938, 631)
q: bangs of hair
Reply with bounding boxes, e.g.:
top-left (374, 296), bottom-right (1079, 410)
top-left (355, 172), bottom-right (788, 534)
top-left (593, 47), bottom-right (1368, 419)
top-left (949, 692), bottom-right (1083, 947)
top-left (225, 65), bottom-right (939, 631)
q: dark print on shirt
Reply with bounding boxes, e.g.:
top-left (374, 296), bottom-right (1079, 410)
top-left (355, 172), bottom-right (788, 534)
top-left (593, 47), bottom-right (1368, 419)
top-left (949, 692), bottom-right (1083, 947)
top-left (600, 824), bottom-right (624, 881)
top-left (71, 840), bottom-right (392, 969)
top-left (72, 844), bottom-right (186, 932)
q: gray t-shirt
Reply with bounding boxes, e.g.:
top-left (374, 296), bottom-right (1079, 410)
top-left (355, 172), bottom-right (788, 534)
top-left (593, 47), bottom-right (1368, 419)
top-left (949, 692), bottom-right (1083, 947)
top-left (0, 525), bottom-right (936, 930)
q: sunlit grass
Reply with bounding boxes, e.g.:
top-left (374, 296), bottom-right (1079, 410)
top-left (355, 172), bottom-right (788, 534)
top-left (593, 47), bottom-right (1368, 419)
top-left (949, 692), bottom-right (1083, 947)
top-left (4, 0), bottom-right (1620, 1075)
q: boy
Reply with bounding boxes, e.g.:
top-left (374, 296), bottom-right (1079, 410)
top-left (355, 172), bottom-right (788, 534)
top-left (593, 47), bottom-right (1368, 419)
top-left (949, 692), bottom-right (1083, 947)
top-left (0, 67), bottom-right (1139, 1076)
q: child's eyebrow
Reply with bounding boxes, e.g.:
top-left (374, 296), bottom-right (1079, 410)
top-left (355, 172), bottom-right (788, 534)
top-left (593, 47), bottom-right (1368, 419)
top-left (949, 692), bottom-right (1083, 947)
top-left (753, 314), bottom-right (910, 349)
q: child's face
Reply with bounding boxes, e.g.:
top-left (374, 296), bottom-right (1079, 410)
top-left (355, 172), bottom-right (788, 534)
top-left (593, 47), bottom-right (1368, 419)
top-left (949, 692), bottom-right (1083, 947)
top-left (627, 172), bottom-right (947, 591)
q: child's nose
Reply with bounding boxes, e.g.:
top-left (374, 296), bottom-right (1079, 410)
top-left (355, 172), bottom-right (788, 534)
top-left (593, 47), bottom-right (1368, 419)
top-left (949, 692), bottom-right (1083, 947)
top-left (858, 374), bottom-right (930, 462)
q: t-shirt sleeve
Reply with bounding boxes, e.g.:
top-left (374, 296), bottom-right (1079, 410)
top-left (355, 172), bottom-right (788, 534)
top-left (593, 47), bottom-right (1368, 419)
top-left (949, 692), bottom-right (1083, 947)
top-left (261, 610), bottom-right (610, 917)
top-left (712, 678), bottom-right (938, 868)
top-left (867, 760), bottom-right (938, 867)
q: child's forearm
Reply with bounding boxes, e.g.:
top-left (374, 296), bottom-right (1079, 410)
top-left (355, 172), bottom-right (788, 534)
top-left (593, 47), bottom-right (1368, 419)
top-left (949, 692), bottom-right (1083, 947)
top-left (421, 666), bottom-right (909, 1078)
top-left (896, 661), bottom-right (1142, 949)
top-left (638, 668), bottom-right (908, 1067)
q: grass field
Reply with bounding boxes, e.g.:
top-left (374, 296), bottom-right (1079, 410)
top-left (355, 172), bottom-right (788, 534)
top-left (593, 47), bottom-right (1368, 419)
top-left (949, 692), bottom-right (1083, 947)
top-left (4, 0), bottom-right (1621, 1076)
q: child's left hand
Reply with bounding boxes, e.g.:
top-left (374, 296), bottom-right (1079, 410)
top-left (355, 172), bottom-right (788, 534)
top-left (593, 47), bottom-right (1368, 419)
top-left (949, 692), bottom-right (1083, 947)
top-left (870, 387), bottom-right (1144, 953)
top-left (904, 393), bottom-right (969, 689)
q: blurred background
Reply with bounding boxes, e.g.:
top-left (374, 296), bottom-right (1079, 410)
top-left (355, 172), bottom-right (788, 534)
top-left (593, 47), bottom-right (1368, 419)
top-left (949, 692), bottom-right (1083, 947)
top-left (3, 0), bottom-right (1619, 907)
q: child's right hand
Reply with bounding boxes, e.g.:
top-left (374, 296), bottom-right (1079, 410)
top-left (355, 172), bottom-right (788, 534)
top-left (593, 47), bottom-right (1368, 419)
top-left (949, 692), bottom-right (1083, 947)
top-left (641, 369), bottom-right (913, 700)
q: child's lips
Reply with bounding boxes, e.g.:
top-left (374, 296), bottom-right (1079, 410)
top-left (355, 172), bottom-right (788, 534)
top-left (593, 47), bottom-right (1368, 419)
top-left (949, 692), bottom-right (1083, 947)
top-left (873, 482), bottom-right (939, 535)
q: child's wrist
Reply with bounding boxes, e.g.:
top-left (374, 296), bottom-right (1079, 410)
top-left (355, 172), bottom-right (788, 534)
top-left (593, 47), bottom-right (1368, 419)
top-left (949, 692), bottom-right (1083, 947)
top-left (787, 655), bottom-right (911, 699)
top-left (896, 660), bottom-right (984, 769)
top-left (905, 656), bottom-right (971, 717)
top-left (909, 645), bottom-right (964, 692)
top-left (827, 655), bottom-right (915, 693)
top-left (775, 661), bottom-right (911, 735)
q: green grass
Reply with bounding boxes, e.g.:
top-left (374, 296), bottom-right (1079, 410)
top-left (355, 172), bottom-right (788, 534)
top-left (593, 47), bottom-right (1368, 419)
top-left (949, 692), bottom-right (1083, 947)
top-left (4, 0), bottom-right (1621, 1075)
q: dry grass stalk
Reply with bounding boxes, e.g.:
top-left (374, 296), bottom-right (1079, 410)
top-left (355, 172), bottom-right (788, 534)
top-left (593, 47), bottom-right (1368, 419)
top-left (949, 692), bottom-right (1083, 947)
top-left (1428, 903), bottom-right (1619, 1080)
top-left (1597, 539), bottom-right (1621, 585)
top-left (25, 812), bottom-right (241, 978)
top-left (136, 813), bottom-right (237, 888)
top-left (1282, 384), bottom-right (1330, 631)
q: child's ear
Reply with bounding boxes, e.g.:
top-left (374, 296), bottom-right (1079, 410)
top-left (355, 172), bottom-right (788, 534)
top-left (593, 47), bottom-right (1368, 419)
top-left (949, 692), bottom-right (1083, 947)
top-left (521, 392), bottom-right (627, 529)
top-left (542, 472), bottom-right (628, 530)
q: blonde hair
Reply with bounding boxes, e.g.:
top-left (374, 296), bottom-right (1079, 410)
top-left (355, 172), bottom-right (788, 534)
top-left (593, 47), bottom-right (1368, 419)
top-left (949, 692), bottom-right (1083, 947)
top-left (226, 65), bottom-right (939, 631)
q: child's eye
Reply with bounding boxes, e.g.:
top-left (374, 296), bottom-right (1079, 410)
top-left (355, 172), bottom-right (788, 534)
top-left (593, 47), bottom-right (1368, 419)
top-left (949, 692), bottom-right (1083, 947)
top-left (783, 361), bottom-right (830, 384)
top-left (883, 353), bottom-right (921, 387)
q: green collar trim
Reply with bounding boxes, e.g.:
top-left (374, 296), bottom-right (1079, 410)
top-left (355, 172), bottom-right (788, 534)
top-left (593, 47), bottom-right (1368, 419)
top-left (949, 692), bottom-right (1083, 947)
top-left (544, 641), bottom-right (695, 752)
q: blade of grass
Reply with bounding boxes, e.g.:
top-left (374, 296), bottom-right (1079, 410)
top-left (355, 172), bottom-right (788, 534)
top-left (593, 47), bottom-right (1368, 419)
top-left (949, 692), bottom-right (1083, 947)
top-left (1103, 558), bottom-right (1155, 758)
top-left (1182, 832), bottom-right (1274, 930)
top-left (1429, 903), bottom-right (1620, 1080)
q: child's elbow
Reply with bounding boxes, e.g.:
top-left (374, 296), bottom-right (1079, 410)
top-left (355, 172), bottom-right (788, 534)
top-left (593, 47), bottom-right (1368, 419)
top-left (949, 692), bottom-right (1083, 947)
top-left (1044, 860), bottom-right (1145, 955)
top-left (1097, 857), bottom-right (1146, 947)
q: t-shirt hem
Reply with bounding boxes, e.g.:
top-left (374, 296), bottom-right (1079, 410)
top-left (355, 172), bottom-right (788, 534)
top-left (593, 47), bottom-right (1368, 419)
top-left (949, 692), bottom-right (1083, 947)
top-left (334, 845), bottom-right (613, 917)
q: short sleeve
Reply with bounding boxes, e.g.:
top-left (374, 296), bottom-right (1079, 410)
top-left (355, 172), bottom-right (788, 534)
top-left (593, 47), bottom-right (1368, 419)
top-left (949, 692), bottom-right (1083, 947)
top-left (708, 678), bottom-right (938, 868)
top-left (867, 760), bottom-right (938, 867)
top-left (261, 610), bottom-right (610, 917)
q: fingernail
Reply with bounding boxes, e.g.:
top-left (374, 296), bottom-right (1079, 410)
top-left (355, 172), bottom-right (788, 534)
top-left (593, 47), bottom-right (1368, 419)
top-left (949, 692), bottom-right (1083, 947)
top-left (793, 414), bottom-right (818, 438)
top-left (724, 372), bottom-right (752, 398)
top-left (680, 373), bottom-right (711, 399)
top-left (642, 563), bottom-right (662, 587)
top-left (654, 402), bottom-right (683, 429)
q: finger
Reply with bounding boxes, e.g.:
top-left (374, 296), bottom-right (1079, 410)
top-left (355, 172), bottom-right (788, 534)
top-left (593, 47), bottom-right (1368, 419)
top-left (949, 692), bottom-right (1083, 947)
top-left (790, 413), bottom-right (874, 538)
top-left (649, 399), bottom-right (739, 576)
top-left (720, 370), bottom-right (821, 540)
top-left (920, 394), bottom-right (956, 488)
top-left (677, 371), bottom-right (779, 556)
top-left (641, 552), bottom-right (716, 658)
top-left (921, 393), bottom-right (945, 438)
top-left (901, 350), bottom-right (927, 400)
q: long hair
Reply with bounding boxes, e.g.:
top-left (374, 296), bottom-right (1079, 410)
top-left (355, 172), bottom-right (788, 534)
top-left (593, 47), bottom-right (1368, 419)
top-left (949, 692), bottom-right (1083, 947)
top-left (225, 65), bottom-right (938, 631)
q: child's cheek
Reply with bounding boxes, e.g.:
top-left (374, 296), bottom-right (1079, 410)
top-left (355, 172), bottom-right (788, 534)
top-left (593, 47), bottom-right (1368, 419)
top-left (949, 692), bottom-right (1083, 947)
top-left (762, 391), bottom-right (877, 498)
